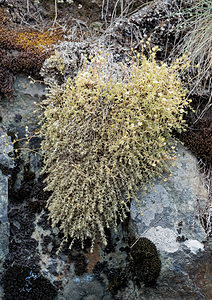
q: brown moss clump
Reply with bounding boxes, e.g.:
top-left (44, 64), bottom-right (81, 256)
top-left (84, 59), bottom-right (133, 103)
top-left (0, 26), bottom-right (63, 52)
top-left (0, 7), bottom-right (65, 99)
top-left (0, 64), bottom-right (14, 99)
top-left (129, 237), bottom-right (161, 286)
top-left (182, 118), bottom-right (212, 162)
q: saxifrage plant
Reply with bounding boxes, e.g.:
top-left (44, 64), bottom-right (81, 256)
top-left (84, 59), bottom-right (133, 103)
top-left (40, 46), bottom-right (191, 251)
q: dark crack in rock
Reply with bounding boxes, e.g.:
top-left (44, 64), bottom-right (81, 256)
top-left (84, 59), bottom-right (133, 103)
top-left (2, 265), bottom-right (57, 300)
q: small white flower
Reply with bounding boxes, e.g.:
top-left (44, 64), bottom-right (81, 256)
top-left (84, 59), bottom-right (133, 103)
top-left (54, 121), bottom-right (58, 128)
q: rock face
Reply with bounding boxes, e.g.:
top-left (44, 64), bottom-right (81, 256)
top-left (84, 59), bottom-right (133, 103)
top-left (0, 171), bottom-right (9, 299)
top-left (55, 274), bottom-right (112, 300)
top-left (130, 143), bottom-right (211, 299)
top-left (0, 74), bottom-right (55, 299)
top-left (131, 143), bottom-right (207, 243)
top-left (0, 129), bottom-right (13, 298)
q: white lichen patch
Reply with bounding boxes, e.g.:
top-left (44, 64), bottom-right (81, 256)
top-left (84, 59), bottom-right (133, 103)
top-left (143, 226), bottom-right (180, 253)
top-left (184, 239), bottom-right (204, 254)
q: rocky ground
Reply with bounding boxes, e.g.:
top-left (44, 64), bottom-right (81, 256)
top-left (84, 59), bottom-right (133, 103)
top-left (0, 0), bottom-right (212, 299)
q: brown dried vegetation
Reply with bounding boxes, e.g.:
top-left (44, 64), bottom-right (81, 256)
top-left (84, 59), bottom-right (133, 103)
top-left (0, 7), bottom-right (64, 99)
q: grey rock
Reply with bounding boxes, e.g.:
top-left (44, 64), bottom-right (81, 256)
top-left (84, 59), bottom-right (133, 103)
top-left (0, 170), bottom-right (9, 298)
top-left (0, 74), bottom-right (46, 128)
top-left (131, 143), bottom-right (207, 247)
top-left (0, 129), bottom-right (14, 172)
top-left (1, 74), bottom-right (45, 188)
top-left (40, 41), bottom-right (91, 86)
top-left (56, 275), bottom-right (112, 300)
top-left (0, 74), bottom-right (45, 296)
top-left (129, 143), bottom-right (208, 299)
top-left (83, 296), bottom-right (99, 300)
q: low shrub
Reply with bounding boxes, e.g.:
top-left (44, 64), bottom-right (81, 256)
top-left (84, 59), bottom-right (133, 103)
top-left (40, 47), bottom-right (190, 251)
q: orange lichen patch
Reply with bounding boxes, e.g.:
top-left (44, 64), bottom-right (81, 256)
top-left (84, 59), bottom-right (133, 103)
top-left (19, 30), bottom-right (63, 50)
top-left (0, 6), bottom-right (66, 98)
top-left (85, 243), bottom-right (101, 273)
top-left (0, 6), bottom-right (64, 52)
top-left (0, 26), bottom-right (64, 53)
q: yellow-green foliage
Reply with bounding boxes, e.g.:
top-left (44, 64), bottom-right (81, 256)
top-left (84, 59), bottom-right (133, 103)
top-left (40, 47), bottom-right (190, 251)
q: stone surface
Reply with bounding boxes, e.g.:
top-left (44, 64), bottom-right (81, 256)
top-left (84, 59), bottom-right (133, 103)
top-left (129, 143), bottom-right (210, 299)
top-left (0, 170), bottom-right (9, 299)
top-left (31, 209), bottom-right (128, 300)
top-left (0, 128), bottom-right (13, 298)
top-left (0, 74), bottom-right (46, 299)
top-left (131, 143), bottom-right (207, 244)
top-left (55, 274), bottom-right (113, 300)
top-left (2, 265), bottom-right (57, 300)
top-left (0, 129), bottom-right (14, 173)
top-left (0, 74), bottom-right (46, 129)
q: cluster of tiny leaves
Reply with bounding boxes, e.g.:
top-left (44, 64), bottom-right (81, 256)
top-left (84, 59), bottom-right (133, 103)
top-left (40, 46), bottom-right (191, 252)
